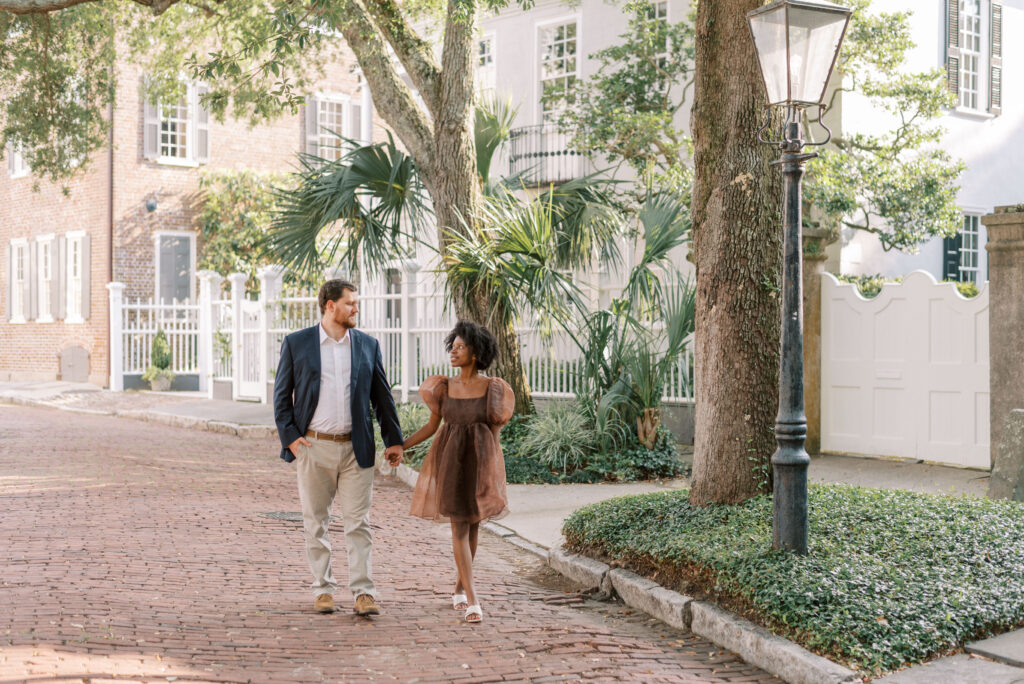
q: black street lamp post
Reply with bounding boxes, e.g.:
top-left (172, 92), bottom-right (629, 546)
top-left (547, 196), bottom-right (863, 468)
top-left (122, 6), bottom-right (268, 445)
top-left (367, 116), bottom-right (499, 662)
top-left (746, 0), bottom-right (852, 554)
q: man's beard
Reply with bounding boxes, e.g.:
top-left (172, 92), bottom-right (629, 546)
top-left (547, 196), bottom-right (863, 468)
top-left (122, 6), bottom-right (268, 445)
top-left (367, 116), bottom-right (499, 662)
top-left (336, 311), bottom-right (357, 330)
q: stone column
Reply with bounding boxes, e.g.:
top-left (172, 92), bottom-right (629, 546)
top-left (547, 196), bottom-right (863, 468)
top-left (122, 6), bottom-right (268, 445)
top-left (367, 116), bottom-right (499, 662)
top-left (982, 204), bottom-right (1024, 481)
top-left (802, 229), bottom-right (830, 455)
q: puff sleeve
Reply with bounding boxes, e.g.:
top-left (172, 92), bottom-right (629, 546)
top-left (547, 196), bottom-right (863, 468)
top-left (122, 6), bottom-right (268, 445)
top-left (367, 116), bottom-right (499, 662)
top-left (418, 375), bottom-right (448, 415)
top-left (486, 377), bottom-right (515, 428)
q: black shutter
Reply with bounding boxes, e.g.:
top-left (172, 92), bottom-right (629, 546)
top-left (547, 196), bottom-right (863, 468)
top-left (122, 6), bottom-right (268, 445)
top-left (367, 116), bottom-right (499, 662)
top-left (990, 2), bottom-right (1002, 115)
top-left (946, 0), bottom-right (961, 98)
top-left (942, 234), bottom-right (963, 281)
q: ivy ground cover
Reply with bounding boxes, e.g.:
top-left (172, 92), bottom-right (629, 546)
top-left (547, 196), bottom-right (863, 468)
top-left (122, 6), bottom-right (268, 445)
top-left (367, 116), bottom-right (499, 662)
top-left (562, 484), bottom-right (1024, 675)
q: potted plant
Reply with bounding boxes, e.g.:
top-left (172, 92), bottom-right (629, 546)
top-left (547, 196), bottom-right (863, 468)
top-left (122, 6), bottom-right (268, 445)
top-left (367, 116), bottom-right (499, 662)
top-left (142, 329), bottom-right (175, 391)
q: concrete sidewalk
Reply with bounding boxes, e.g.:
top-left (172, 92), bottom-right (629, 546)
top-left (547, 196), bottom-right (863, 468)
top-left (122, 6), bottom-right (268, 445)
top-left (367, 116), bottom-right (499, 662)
top-left (2, 380), bottom-right (1018, 682)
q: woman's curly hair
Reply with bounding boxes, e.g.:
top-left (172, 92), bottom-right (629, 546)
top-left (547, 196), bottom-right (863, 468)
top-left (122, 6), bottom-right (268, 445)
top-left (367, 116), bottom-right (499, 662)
top-left (444, 320), bottom-right (499, 371)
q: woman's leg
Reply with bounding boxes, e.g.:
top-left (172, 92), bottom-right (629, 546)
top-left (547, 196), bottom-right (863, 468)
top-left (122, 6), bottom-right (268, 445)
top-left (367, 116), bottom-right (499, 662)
top-left (450, 521), bottom-right (476, 606)
top-left (454, 522), bottom-right (481, 595)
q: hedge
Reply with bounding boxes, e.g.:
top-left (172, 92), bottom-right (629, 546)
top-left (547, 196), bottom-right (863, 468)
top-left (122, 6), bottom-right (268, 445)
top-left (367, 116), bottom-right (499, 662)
top-left (562, 485), bottom-right (1024, 674)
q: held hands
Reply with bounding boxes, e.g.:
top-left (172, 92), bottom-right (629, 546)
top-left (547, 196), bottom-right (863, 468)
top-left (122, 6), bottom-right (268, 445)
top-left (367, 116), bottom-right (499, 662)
top-left (288, 436), bottom-right (311, 458)
top-left (384, 444), bottom-right (404, 467)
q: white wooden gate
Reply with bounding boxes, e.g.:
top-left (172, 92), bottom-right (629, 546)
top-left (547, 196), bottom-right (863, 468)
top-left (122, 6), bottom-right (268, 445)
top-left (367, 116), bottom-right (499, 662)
top-left (821, 271), bottom-right (990, 468)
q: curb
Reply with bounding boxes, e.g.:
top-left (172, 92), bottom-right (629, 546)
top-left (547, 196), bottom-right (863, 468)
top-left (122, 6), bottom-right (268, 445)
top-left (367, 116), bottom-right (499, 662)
top-left (1, 396), bottom-right (276, 439)
top-left (380, 464), bottom-right (859, 684)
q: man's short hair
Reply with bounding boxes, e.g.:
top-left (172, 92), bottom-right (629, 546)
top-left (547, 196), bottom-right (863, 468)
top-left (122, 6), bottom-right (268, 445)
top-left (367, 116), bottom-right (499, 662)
top-left (318, 279), bottom-right (358, 315)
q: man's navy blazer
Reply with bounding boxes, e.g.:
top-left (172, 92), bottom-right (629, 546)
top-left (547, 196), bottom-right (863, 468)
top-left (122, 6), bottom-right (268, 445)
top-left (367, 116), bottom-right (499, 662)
top-left (273, 325), bottom-right (403, 468)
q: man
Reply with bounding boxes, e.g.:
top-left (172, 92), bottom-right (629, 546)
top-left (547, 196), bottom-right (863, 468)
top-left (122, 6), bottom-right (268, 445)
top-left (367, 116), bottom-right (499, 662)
top-left (273, 279), bottom-right (404, 616)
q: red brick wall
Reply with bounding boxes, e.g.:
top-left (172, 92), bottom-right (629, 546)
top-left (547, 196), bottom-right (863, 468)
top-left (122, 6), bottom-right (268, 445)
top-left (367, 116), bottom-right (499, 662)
top-left (1, 46), bottom-right (383, 386)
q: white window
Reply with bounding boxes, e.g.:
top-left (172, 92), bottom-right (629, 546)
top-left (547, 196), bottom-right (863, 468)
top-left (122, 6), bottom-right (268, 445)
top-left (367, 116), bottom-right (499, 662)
top-left (143, 81), bottom-right (210, 165)
top-left (10, 239), bottom-right (27, 322)
top-left (7, 143), bottom-right (29, 179)
top-left (539, 20), bottom-right (578, 122)
top-left (66, 233), bottom-right (84, 322)
top-left (960, 0), bottom-right (983, 109)
top-left (477, 35), bottom-right (496, 97)
top-left (37, 236), bottom-right (53, 322)
top-left (305, 92), bottom-right (368, 160)
top-left (154, 231), bottom-right (196, 304)
top-left (959, 214), bottom-right (981, 282)
top-left (948, 0), bottom-right (1002, 114)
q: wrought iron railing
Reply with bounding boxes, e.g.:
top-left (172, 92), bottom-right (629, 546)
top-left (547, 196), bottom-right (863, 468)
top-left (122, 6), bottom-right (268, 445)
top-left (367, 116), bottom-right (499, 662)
top-left (508, 124), bottom-right (586, 186)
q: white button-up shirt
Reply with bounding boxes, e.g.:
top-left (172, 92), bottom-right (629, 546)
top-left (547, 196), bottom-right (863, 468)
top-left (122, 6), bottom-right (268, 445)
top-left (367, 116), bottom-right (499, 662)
top-left (308, 323), bottom-right (353, 435)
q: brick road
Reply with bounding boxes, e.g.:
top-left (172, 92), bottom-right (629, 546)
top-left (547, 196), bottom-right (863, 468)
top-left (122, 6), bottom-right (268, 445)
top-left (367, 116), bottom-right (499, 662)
top-left (0, 404), bottom-right (778, 683)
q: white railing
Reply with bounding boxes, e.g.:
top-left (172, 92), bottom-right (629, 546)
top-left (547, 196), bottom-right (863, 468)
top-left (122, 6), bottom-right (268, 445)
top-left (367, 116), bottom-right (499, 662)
top-left (108, 264), bottom-right (696, 404)
top-left (112, 296), bottom-right (200, 376)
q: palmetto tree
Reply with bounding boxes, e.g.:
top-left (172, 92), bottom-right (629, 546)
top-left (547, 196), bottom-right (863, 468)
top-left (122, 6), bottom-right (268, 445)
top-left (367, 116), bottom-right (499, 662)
top-left (268, 97), bottom-right (625, 414)
top-left (446, 188), bottom-right (695, 447)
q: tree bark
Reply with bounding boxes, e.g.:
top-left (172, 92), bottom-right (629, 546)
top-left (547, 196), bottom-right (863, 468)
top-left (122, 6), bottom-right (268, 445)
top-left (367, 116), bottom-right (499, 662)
top-left (388, 0), bottom-right (534, 414)
top-left (689, 0), bottom-right (783, 505)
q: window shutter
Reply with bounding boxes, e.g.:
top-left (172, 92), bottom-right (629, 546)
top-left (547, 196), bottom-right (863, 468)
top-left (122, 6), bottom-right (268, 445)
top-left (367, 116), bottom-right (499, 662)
top-left (305, 96), bottom-right (320, 157)
top-left (990, 2), bottom-right (1002, 115)
top-left (195, 83), bottom-right (211, 163)
top-left (20, 247), bottom-right (30, 320)
top-left (942, 234), bottom-right (963, 280)
top-left (5, 244), bottom-right (11, 321)
top-left (80, 235), bottom-right (90, 319)
top-left (945, 0), bottom-right (961, 98)
top-left (49, 237), bottom-right (61, 317)
top-left (7, 145), bottom-right (14, 177)
top-left (144, 99), bottom-right (160, 159)
top-left (56, 237), bottom-right (67, 319)
top-left (350, 102), bottom-right (363, 144)
top-left (28, 241), bottom-right (38, 320)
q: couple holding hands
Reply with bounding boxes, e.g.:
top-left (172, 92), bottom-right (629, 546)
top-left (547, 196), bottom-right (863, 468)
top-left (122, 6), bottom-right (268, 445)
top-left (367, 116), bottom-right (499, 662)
top-left (272, 279), bottom-right (514, 624)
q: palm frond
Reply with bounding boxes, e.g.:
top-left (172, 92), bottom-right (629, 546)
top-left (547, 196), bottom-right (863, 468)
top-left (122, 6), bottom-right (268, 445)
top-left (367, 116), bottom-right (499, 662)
top-left (268, 132), bottom-right (430, 279)
top-left (474, 95), bottom-right (518, 187)
top-left (536, 174), bottom-right (626, 271)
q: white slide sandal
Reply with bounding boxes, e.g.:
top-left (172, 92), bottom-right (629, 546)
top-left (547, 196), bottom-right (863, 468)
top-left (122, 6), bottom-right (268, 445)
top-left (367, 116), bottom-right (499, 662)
top-left (452, 593), bottom-right (468, 610)
top-left (465, 604), bottom-right (482, 623)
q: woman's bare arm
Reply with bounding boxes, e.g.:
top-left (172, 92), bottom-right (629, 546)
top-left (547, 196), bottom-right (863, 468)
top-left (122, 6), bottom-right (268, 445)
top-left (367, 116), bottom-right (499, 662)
top-left (403, 411), bottom-right (442, 450)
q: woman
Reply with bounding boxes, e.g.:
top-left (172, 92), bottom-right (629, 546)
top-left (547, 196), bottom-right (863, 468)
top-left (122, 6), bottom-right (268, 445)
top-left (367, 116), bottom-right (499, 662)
top-left (403, 320), bottom-right (515, 624)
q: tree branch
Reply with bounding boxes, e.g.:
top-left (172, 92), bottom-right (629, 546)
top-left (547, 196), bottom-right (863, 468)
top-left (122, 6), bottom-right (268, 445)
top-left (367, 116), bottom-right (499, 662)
top-left (336, 0), bottom-right (435, 167)
top-left (362, 0), bottom-right (441, 117)
top-left (0, 0), bottom-right (181, 15)
top-left (436, 0), bottom-right (476, 137)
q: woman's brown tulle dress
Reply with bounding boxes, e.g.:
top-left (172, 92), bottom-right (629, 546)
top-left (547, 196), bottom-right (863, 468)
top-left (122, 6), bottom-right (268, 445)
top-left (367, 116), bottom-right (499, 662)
top-left (409, 375), bottom-right (515, 524)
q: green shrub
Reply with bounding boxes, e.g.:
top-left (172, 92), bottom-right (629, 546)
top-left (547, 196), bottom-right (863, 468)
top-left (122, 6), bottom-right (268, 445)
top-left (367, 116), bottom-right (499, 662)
top-left (563, 485), bottom-right (1024, 675)
top-left (836, 273), bottom-right (896, 299)
top-left (518, 402), bottom-right (598, 472)
top-left (947, 280), bottom-right (980, 298)
top-left (584, 426), bottom-right (684, 481)
top-left (151, 330), bottom-right (172, 370)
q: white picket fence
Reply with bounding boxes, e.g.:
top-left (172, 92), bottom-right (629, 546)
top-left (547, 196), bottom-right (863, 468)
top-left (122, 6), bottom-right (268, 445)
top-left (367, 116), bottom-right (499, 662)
top-left (820, 271), bottom-right (990, 468)
top-left (108, 265), bottom-right (696, 404)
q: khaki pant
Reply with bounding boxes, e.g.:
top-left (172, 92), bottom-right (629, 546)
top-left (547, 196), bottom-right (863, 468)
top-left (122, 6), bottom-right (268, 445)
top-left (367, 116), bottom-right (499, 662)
top-left (295, 437), bottom-right (376, 599)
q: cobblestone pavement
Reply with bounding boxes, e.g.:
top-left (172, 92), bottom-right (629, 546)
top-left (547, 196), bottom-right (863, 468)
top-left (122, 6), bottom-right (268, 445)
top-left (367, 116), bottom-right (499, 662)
top-left (0, 404), bottom-right (778, 683)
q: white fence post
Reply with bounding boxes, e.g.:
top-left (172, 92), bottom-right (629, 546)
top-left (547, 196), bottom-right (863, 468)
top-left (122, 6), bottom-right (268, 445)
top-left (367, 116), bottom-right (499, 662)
top-left (106, 282), bottom-right (125, 392)
top-left (228, 272), bottom-right (247, 401)
top-left (400, 261), bottom-right (420, 402)
top-left (197, 271), bottom-right (222, 398)
top-left (257, 265), bottom-right (287, 404)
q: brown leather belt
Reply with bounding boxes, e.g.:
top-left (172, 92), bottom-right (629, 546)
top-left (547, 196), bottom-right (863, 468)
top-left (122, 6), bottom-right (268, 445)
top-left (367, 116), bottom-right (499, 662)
top-left (305, 429), bottom-right (352, 443)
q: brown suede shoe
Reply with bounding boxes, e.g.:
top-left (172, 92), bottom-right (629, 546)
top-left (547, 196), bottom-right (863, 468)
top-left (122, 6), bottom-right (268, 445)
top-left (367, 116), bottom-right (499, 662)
top-left (353, 593), bottom-right (380, 616)
top-left (314, 593), bottom-right (335, 613)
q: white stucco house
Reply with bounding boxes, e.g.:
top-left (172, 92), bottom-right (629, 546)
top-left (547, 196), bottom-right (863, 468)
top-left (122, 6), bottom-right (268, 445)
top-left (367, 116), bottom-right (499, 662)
top-left (471, 0), bottom-right (1023, 285)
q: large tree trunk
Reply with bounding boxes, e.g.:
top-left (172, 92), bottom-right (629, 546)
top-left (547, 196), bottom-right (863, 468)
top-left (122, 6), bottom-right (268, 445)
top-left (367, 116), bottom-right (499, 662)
top-left (420, 0), bottom-right (534, 414)
top-left (688, 0), bottom-right (783, 505)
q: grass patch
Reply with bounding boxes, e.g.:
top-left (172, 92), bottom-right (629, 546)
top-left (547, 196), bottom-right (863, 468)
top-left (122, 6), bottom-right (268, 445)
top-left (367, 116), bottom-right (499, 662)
top-left (562, 484), bottom-right (1024, 675)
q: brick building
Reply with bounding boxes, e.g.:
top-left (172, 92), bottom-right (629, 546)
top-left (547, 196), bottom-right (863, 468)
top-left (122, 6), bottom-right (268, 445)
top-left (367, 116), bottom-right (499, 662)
top-left (1, 52), bottom-right (380, 386)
